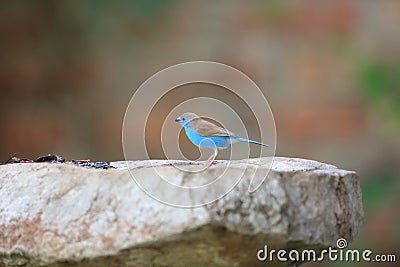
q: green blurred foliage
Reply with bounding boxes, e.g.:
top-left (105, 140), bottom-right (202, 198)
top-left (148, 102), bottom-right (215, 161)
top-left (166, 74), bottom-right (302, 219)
top-left (88, 0), bottom-right (172, 22)
top-left (394, 222), bottom-right (400, 247)
top-left (359, 61), bottom-right (400, 127)
top-left (361, 174), bottom-right (396, 211)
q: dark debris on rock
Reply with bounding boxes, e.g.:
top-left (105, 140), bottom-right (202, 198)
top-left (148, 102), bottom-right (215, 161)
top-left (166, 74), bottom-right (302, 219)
top-left (2, 154), bottom-right (114, 170)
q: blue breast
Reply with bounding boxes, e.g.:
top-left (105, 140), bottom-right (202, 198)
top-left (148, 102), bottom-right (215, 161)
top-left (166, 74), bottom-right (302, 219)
top-left (185, 129), bottom-right (231, 149)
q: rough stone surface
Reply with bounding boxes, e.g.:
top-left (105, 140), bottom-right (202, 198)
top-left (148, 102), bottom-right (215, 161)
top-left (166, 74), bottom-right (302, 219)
top-left (0, 157), bottom-right (363, 267)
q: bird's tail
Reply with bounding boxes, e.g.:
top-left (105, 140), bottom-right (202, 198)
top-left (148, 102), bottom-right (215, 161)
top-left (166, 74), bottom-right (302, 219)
top-left (230, 137), bottom-right (271, 148)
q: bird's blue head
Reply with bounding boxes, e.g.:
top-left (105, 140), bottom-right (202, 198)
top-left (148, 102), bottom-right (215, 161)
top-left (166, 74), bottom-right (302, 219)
top-left (175, 112), bottom-right (198, 128)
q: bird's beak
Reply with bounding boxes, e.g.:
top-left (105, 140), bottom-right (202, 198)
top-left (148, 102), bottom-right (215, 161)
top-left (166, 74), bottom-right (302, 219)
top-left (175, 117), bottom-right (181, 122)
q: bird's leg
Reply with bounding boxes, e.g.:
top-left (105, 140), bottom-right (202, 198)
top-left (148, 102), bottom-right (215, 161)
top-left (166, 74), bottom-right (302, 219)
top-left (206, 151), bottom-right (215, 161)
top-left (172, 147), bottom-right (218, 174)
top-left (203, 149), bottom-right (218, 168)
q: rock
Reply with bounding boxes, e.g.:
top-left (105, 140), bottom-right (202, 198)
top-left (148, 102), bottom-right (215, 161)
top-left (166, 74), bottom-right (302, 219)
top-left (0, 157), bottom-right (363, 267)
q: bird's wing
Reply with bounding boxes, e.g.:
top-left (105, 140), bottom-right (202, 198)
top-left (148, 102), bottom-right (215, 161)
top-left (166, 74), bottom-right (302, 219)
top-left (188, 118), bottom-right (236, 137)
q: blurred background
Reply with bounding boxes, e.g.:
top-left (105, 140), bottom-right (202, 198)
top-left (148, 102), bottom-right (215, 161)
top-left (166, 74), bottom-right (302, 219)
top-left (0, 0), bottom-right (399, 266)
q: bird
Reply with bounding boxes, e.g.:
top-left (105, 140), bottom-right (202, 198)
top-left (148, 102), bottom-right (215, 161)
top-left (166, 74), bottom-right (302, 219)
top-left (175, 112), bottom-right (270, 168)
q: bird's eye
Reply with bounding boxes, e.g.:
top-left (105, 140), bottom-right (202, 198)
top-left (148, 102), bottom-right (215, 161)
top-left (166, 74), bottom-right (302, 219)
top-left (182, 118), bottom-right (185, 121)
